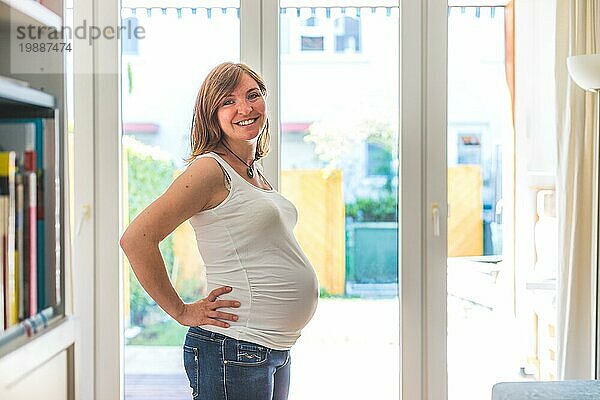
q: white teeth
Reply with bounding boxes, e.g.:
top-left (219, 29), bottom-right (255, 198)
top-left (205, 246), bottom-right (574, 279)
top-left (237, 118), bottom-right (255, 126)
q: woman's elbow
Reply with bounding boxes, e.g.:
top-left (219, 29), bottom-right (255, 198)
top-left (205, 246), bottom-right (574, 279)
top-left (120, 226), bottom-right (159, 253)
top-left (120, 227), bottom-right (136, 253)
top-left (119, 233), bottom-right (131, 253)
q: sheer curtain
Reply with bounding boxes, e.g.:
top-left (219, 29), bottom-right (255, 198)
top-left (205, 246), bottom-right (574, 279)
top-left (555, 0), bottom-right (600, 380)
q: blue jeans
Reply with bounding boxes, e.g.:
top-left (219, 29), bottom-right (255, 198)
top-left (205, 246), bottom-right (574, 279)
top-left (183, 326), bottom-right (291, 400)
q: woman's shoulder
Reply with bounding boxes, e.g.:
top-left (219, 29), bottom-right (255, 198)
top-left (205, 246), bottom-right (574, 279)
top-left (190, 151), bottom-right (217, 162)
top-left (187, 152), bottom-right (232, 191)
top-left (188, 152), bottom-right (222, 174)
top-left (190, 151), bottom-right (228, 168)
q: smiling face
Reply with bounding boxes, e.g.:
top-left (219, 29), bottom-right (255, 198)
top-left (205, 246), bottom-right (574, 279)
top-left (217, 72), bottom-right (267, 144)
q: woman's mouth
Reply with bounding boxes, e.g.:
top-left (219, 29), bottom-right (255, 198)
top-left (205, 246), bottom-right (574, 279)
top-left (236, 118), bottom-right (257, 126)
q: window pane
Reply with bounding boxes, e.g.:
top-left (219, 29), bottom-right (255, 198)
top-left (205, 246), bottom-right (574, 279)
top-left (280, 4), bottom-right (399, 400)
top-left (446, 6), bottom-right (556, 400)
top-left (120, 2), bottom-right (239, 398)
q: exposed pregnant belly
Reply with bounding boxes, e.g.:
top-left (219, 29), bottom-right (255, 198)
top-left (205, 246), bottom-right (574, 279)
top-left (206, 262), bottom-right (319, 333)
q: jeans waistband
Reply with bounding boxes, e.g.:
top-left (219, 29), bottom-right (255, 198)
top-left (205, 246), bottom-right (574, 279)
top-left (188, 326), bottom-right (229, 341)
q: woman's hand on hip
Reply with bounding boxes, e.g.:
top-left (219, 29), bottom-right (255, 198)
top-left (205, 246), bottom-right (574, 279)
top-left (176, 286), bottom-right (240, 328)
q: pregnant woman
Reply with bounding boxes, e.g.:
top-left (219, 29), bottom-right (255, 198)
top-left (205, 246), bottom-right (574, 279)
top-left (120, 62), bottom-right (319, 400)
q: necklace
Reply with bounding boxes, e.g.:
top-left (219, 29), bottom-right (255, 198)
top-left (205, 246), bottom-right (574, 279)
top-left (221, 142), bottom-right (256, 178)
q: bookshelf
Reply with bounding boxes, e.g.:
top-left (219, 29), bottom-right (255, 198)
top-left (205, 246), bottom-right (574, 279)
top-left (0, 0), bottom-right (62, 29)
top-left (0, 1), bottom-right (72, 399)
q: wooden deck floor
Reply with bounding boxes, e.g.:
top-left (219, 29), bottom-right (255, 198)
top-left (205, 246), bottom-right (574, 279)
top-left (125, 374), bottom-right (191, 400)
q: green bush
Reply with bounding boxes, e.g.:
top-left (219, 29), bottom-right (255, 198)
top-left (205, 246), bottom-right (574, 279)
top-left (346, 194), bottom-right (398, 222)
top-left (125, 138), bottom-right (177, 327)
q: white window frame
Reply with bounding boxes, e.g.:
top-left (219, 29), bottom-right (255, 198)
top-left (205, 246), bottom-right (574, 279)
top-left (73, 0), bottom-right (122, 399)
top-left (401, 1), bottom-right (448, 399)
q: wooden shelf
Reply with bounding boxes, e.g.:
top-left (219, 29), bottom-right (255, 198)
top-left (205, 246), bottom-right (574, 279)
top-left (0, 316), bottom-right (75, 387)
top-left (0, 77), bottom-right (55, 107)
top-left (0, 0), bottom-right (62, 30)
top-left (0, 307), bottom-right (60, 357)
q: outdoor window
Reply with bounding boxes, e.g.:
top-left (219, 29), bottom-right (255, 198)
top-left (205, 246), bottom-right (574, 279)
top-left (366, 141), bottom-right (392, 176)
top-left (122, 17), bottom-right (140, 55)
top-left (456, 131), bottom-right (482, 165)
top-left (304, 16), bottom-right (319, 26)
top-left (280, 3), bottom-right (399, 398)
top-left (301, 36), bottom-right (324, 51)
top-left (120, 3), bottom-right (240, 398)
top-left (334, 16), bottom-right (361, 52)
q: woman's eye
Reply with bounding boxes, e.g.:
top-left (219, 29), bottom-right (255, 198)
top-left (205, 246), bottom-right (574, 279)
top-left (249, 92), bottom-right (261, 100)
top-left (223, 99), bottom-right (234, 106)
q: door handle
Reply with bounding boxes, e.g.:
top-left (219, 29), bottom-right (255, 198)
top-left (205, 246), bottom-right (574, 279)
top-left (76, 204), bottom-right (91, 236)
top-left (432, 203), bottom-right (440, 237)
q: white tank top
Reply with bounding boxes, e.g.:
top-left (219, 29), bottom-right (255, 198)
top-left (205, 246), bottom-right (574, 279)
top-left (188, 152), bottom-right (319, 350)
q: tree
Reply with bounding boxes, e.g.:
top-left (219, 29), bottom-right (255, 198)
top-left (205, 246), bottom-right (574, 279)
top-left (304, 115), bottom-right (398, 195)
top-left (305, 116), bottom-right (397, 168)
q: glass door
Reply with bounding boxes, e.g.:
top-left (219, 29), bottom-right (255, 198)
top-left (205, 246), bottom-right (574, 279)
top-left (278, 2), bottom-right (400, 399)
top-left (446, 6), bottom-right (516, 398)
top-left (446, 3), bottom-right (559, 399)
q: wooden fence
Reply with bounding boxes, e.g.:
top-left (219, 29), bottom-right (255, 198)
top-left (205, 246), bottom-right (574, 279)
top-left (448, 165), bottom-right (483, 257)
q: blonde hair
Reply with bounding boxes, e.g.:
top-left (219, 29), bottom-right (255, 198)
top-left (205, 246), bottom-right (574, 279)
top-left (184, 62), bottom-right (271, 166)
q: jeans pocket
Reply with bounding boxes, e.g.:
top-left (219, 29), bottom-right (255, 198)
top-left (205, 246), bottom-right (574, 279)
top-left (183, 345), bottom-right (199, 398)
top-left (225, 340), bottom-right (270, 366)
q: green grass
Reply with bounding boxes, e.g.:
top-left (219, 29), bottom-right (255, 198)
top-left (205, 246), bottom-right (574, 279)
top-left (127, 319), bottom-right (188, 346)
top-left (319, 288), bottom-right (360, 299)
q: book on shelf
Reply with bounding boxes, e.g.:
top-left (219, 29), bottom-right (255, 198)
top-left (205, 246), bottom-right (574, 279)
top-left (23, 151), bottom-right (37, 318)
top-left (0, 119), bottom-right (49, 315)
top-left (36, 119), bottom-right (51, 311)
top-left (16, 172), bottom-right (24, 322)
top-left (0, 117), bottom-right (53, 333)
top-left (0, 122), bottom-right (36, 157)
top-left (16, 153), bottom-right (38, 321)
top-left (0, 151), bottom-right (17, 329)
top-left (0, 192), bottom-right (3, 332)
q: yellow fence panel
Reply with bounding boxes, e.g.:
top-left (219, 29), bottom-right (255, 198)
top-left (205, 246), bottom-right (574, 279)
top-left (448, 165), bottom-right (483, 257)
top-left (281, 169), bottom-right (345, 295)
top-left (170, 170), bottom-right (207, 296)
top-left (172, 219), bottom-right (207, 296)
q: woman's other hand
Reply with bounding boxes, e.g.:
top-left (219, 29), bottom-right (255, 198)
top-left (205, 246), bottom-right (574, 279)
top-left (176, 286), bottom-right (241, 328)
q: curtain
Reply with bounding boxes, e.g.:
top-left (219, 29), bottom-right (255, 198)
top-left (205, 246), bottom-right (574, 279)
top-left (556, 0), bottom-right (600, 380)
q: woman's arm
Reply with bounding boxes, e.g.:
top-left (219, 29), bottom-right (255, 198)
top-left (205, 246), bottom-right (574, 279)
top-left (119, 157), bottom-right (239, 327)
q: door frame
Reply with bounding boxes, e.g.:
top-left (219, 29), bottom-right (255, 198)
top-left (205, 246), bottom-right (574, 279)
top-left (400, 1), bottom-right (426, 396)
top-left (74, 0), bottom-right (123, 399)
top-left (401, 0), bottom-right (448, 399)
top-left (87, 0), bottom-right (449, 398)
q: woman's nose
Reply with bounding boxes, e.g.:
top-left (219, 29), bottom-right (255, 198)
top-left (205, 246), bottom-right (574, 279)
top-left (236, 100), bottom-right (253, 115)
